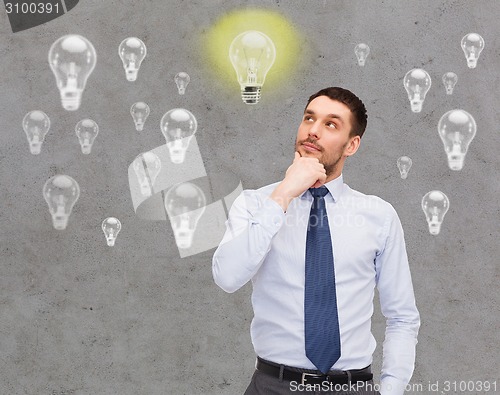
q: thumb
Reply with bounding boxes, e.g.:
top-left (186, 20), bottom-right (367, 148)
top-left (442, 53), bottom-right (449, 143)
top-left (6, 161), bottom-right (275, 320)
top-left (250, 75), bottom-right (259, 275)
top-left (294, 151), bottom-right (301, 162)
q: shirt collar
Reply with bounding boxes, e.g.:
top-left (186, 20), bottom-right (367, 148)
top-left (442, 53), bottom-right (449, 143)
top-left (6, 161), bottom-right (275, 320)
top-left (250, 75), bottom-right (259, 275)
top-left (299, 173), bottom-right (344, 203)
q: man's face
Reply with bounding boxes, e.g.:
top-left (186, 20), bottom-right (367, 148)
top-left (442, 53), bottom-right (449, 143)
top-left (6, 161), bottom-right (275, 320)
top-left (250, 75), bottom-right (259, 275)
top-left (295, 96), bottom-right (357, 179)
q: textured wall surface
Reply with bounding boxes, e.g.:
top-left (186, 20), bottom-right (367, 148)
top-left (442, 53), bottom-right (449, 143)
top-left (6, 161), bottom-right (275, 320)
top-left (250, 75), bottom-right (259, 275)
top-left (0, 1), bottom-right (499, 394)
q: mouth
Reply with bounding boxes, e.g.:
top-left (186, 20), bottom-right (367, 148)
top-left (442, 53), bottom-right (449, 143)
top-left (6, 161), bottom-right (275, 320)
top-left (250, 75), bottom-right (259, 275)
top-left (301, 142), bottom-right (321, 152)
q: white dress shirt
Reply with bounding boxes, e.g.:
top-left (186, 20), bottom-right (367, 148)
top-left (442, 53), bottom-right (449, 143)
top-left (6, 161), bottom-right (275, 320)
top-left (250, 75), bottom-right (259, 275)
top-left (212, 174), bottom-right (420, 395)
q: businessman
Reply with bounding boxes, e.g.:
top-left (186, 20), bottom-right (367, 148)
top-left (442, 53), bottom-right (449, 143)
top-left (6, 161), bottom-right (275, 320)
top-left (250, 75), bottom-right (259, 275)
top-left (213, 87), bottom-right (420, 394)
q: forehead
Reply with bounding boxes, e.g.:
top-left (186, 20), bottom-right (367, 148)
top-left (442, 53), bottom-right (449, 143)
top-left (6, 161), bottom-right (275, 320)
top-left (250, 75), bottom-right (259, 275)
top-left (305, 96), bottom-right (353, 131)
top-left (305, 96), bottom-right (352, 118)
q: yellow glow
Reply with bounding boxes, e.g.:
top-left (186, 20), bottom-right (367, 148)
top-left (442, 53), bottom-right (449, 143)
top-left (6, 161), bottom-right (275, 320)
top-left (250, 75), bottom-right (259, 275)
top-left (202, 8), bottom-right (303, 90)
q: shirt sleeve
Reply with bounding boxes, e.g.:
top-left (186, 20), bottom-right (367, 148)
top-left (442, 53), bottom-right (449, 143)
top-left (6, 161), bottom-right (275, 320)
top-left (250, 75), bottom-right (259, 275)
top-left (375, 205), bottom-right (420, 395)
top-left (212, 189), bottom-right (286, 293)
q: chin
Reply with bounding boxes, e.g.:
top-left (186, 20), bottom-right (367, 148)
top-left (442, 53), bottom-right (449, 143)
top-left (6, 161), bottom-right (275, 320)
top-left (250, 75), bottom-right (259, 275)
top-left (300, 149), bottom-right (321, 157)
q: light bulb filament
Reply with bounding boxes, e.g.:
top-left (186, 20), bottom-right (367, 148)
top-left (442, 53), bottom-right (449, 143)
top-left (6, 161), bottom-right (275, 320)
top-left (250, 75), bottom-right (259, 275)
top-left (68, 62), bottom-right (77, 78)
top-left (55, 204), bottom-right (65, 215)
top-left (244, 49), bottom-right (263, 84)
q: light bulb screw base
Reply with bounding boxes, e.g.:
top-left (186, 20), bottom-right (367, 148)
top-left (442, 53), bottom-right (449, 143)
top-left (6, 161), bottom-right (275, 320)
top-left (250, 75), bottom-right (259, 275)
top-left (410, 100), bottom-right (423, 113)
top-left (447, 156), bottom-right (465, 171)
top-left (241, 86), bottom-right (262, 105)
top-left (60, 92), bottom-right (82, 111)
top-left (126, 69), bottom-right (138, 81)
top-left (466, 59), bottom-right (477, 69)
top-left (428, 222), bottom-right (442, 235)
top-left (81, 145), bottom-right (92, 155)
top-left (29, 142), bottom-right (42, 155)
top-left (174, 232), bottom-right (194, 249)
top-left (167, 148), bottom-right (187, 164)
top-left (52, 215), bottom-right (69, 230)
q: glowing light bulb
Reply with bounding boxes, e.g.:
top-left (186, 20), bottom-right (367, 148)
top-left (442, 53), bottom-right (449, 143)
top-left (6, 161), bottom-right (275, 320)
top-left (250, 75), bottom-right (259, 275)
top-left (442, 72), bottom-right (458, 95)
top-left (437, 109), bottom-right (476, 171)
top-left (132, 152), bottom-right (162, 196)
top-left (164, 182), bottom-right (206, 249)
top-left (43, 175), bottom-right (80, 230)
top-left (102, 217), bottom-right (121, 246)
top-left (48, 34), bottom-right (96, 111)
top-left (396, 156), bottom-right (412, 179)
top-left (160, 108), bottom-right (197, 164)
top-left (461, 33), bottom-right (484, 69)
top-left (421, 190), bottom-right (449, 235)
top-left (22, 110), bottom-right (50, 155)
top-left (75, 119), bottom-right (99, 154)
top-left (229, 30), bottom-right (276, 105)
top-left (403, 68), bottom-right (432, 113)
top-left (118, 37), bottom-right (147, 81)
top-left (130, 102), bottom-right (150, 131)
top-left (174, 72), bottom-right (190, 95)
top-left (354, 43), bottom-right (370, 66)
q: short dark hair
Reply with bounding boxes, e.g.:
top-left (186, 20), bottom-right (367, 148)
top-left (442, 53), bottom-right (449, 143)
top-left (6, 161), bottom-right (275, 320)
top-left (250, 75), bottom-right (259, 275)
top-left (306, 87), bottom-right (368, 138)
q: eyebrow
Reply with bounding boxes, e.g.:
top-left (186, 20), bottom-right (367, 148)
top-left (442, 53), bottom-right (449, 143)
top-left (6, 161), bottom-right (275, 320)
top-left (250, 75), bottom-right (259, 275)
top-left (304, 109), bottom-right (344, 125)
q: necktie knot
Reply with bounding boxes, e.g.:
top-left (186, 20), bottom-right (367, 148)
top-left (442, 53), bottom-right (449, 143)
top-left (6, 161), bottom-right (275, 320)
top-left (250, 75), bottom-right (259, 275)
top-left (309, 186), bottom-right (329, 199)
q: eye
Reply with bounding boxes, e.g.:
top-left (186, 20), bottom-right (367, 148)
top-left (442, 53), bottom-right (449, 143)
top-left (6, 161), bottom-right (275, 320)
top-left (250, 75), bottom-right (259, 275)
top-left (303, 115), bottom-right (313, 122)
top-left (326, 121), bottom-right (336, 129)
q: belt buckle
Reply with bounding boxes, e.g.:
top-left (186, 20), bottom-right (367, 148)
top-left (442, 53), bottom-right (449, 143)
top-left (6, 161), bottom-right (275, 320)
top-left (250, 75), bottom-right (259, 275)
top-left (301, 372), bottom-right (327, 386)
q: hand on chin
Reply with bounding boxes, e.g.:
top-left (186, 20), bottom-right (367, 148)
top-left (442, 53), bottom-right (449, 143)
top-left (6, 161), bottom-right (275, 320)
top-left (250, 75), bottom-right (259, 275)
top-left (310, 179), bottom-right (324, 189)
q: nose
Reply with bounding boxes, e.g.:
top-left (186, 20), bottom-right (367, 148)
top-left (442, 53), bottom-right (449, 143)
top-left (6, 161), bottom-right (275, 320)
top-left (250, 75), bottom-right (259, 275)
top-left (308, 121), bottom-right (321, 139)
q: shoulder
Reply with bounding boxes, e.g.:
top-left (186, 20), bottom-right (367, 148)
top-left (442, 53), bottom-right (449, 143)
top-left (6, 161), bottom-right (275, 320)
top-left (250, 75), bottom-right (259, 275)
top-left (239, 181), bottom-right (281, 199)
top-left (342, 184), bottom-right (401, 230)
top-left (256, 181), bottom-right (281, 195)
top-left (231, 181), bottom-right (281, 209)
top-left (344, 184), bottom-right (395, 211)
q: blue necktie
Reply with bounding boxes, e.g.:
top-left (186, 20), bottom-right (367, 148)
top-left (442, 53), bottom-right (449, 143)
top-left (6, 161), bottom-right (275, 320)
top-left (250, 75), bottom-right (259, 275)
top-left (304, 186), bottom-right (341, 374)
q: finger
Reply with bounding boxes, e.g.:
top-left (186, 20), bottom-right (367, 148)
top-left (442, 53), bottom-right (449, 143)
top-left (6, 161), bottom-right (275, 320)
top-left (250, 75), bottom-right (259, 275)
top-left (293, 151), bottom-right (301, 162)
top-left (311, 180), bottom-right (324, 188)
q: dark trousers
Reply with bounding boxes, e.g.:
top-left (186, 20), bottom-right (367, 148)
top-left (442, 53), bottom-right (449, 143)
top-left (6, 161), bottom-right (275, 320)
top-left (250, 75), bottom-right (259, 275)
top-left (244, 367), bottom-right (381, 395)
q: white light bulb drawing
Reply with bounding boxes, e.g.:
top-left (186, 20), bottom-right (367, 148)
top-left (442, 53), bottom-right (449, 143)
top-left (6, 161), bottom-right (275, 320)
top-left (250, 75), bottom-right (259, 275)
top-left (397, 156), bottom-right (412, 179)
top-left (354, 43), bottom-right (370, 66)
top-left (132, 152), bottom-right (162, 196)
top-left (118, 37), bottom-right (147, 81)
top-left (403, 68), bottom-right (432, 113)
top-left (461, 33), bottom-right (484, 69)
top-left (229, 30), bottom-right (276, 105)
top-left (75, 119), bottom-right (99, 154)
top-left (174, 72), bottom-right (190, 95)
top-left (102, 217), bottom-right (121, 246)
top-left (48, 34), bottom-right (97, 111)
top-left (160, 108), bottom-right (197, 164)
top-left (22, 110), bottom-right (50, 155)
top-left (421, 191), bottom-right (449, 235)
top-left (438, 109), bottom-right (476, 171)
top-left (130, 102), bottom-right (150, 131)
top-left (164, 182), bottom-right (206, 249)
top-left (442, 72), bottom-right (458, 95)
top-left (43, 175), bottom-right (80, 230)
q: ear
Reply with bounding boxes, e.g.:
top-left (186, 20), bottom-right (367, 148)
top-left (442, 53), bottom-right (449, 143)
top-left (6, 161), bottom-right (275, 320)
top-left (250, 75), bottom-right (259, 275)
top-left (344, 135), bottom-right (361, 157)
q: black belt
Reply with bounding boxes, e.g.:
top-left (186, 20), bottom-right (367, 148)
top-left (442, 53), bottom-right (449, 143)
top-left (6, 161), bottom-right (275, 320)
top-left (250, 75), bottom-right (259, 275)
top-left (256, 357), bottom-right (373, 386)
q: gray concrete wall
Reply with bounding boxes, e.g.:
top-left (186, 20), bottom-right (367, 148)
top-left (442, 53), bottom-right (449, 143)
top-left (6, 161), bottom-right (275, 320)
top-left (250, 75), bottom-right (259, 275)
top-left (0, 1), bottom-right (499, 394)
